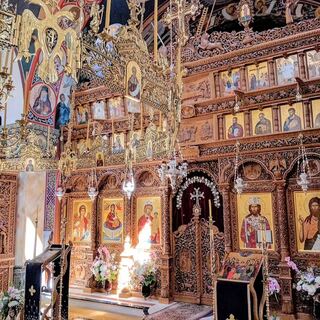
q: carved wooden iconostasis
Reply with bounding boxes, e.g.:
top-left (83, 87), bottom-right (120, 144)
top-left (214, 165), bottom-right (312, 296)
top-left (0, 174), bottom-right (17, 292)
top-left (63, 166), bottom-right (171, 300)
top-left (54, 3), bottom-right (320, 317)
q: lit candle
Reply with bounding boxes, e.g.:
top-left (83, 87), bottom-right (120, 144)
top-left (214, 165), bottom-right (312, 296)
top-left (4, 48), bottom-right (9, 71)
top-left (0, 49), bottom-right (2, 71)
top-left (111, 118), bottom-right (114, 149)
top-left (47, 126), bottom-right (51, 151)
top-left (9, 48), bottom-right (14, 75)
top-left (209, 199), bottom-right (212, 222)
top-left (140, 103), bottom-right (143, 134)
top-left (86, 119), bottom-right (90, 148)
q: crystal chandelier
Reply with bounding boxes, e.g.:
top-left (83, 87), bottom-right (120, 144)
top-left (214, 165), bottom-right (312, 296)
top-left (297, 134), bottom-right (309, 193)
top-left (88, 168), bottom-right (98, 201)
top-left (55, 186), bottom-right (65, 202)
top-left (234, 95), bottom-right (241, 113)
top-left (296, 83), bottom-right (302, 101)
top-left (158, 155), bottom-right (188, 191)
top-left (234, 141), bottom-right (247, 195)
top-left (122, 167), bottom-right (135, 199)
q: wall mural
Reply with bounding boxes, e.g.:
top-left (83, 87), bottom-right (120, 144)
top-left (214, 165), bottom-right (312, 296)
top-left (91, 101), bottom-right (107, 120)
top-left (182, 74), bottom-right (213, 104)
top-left (70, 200), bottom-right (92, 245)
top-left (306, 50), bottom-right (320, 79)
top-left (126, 60), bottom-right (142, 101)
top-left (108, 96), bottom-right (125, 119)
top-left (294, 191), bottom-right (320, 252)
top-left (225, 113), bottom-right (244, 139)
top-left (276, 54), bottom-right (299, 85)
top-left (136, 196), bottom-right (161, 245)
top-left (237, 193), bottom-right (274, 250)
top-left (251, 108), bottom-right (273, 135)
top-left (312, 99), bottom-right (320, 128)
top-left (179, 116), bottom-right (217, 145)
top-left (220, 69), bottom-right (240, 96)
top-left (101, 198), bottom-right (124, 244)
top-left (280, 103), bottom-right (303, 132)
top-left (76, 105), bottom-right (89, 125)
top-left (247, 62), bottom-right (269, 91)
top-left (24, 0), bottom-right (99, 128)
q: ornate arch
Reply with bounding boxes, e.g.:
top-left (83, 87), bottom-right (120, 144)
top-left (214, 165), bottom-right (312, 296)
top-left (283, 151), bottom-right (320, 180)
top-left (222, 157), bottom-right (274, 184)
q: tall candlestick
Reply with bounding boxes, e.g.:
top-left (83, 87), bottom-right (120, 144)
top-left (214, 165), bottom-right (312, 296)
top-left (24, 72), bottom-right (29, 114)
top-left (9, 48), bottom-right (14, 75)
top-left (0, 49), bottom-right (2, 71)
top-left (111, 118), bottom-right (114, 150)
top-left (47, 126), bottom-right (51, 152)
top-left (154, 0), bottom-right (158, 63)
top-left (105, 0), bottom-right (112, 30)
top-left (4, 48), bottom-right (9, 71)
top-left (209, 199), bottom-right (212, 222)
top-left (140, 103), bottom-right (143, 134)
top-left (33, 207), bottom-right (39, 259)
top-left (86, 120), bottom-right (90, 148)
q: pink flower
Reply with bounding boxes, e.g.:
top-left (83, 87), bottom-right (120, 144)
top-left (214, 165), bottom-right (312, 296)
top-left (285, 257), bottom-right (299, 272)
top-left (268, 277), bottom-right (280, 296)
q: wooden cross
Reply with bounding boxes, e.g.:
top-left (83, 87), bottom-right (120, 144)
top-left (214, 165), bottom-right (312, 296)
top-left (190, 187), bottom-right (204, 207)
top-left (29, 285), bottom-right (36, 296)
top-left (162, 0), bottom-right (199, 46)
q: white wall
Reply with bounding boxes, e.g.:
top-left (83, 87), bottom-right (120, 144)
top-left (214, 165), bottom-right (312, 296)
top-left (0, 50), bottom-right (24, 125)
top-left (15, 171), bottom-right (46, 266)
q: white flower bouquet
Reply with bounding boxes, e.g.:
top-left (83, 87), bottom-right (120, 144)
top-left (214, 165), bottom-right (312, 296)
top-left (0, 287), bottom-right (24, 320)
top-left (286, 257), bottom-right (320, 297)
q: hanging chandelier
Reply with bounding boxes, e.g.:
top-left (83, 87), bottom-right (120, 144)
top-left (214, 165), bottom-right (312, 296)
top-left (297, 134), bottom-right (309, 193)
top-left (55, 186), bottom-right (65, 202)
top-left (234, 141), bottom-right (247, 195)
top-left (123, 167), bottom-right (135, 199)
top-left (158, 155), bottom-right (188, 191)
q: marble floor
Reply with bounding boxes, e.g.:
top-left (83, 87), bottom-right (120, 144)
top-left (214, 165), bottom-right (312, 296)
top-left (69, 298), bottom-right (142, 319)
top-left (68, 288), bottom-right (174, 320)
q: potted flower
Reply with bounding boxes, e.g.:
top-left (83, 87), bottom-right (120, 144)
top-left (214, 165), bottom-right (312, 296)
top-left (0, 287), bottom-right (24, 320)
top-left (286, 257), bottom-right (320, 317)
top-left (268, 277), bottom-right (280, 320)
top-left (130, 256), bottom-right (157, 299)
top-left (90, 246), bottom-right (119, 292)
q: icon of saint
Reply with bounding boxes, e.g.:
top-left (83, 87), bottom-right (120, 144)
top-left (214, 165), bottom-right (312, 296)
top-left (128, 66), bottom-right (141, 100)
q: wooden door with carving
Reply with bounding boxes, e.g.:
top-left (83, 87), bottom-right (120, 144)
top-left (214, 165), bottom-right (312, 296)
top-left (172, 206), bottom-right (224, 305)
top-left (0, 173), bottom-right (17, 292)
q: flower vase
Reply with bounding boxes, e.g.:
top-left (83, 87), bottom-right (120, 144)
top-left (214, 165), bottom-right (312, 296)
top-left (111, 279), bottom-right (118, 294)
top-left (313, 294), bottom-right (320, 319)
top-left (95, 280), bottom-right (106, 293)
top-left (105, 280), bottom-right (112, 294)
top-left (142, 284), bottom-right (151, 299)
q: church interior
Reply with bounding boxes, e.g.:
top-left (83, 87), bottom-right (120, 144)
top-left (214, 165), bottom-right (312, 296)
top-left (0, 0), bottom-right (320, 319)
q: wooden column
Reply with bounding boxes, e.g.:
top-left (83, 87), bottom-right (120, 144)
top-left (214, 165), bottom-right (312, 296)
top-left (160, 187), bottom-right (172, 303)
top-left (298, 52), bottom-right (307, 80)
top-left (219, 184), bottom-right (232, 253)
top-left (218, 115), bottom-right (224, 140)
top-left (240, 66), bottom-right (246, 91)
top-left (303, 99), bottom-right (312, 128)
top-left (275, 181), bottom-right (290, 259)
top-left (244, 111), bottom-right (250, 136)
top-left (268, 60), bottom-right (276, 86)
top-left (272, 106), bottom-right (280, 133)
top-left (214, 74), bottom-right (221, 98)
top-left (275, 180), bottom-right (293, 313)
